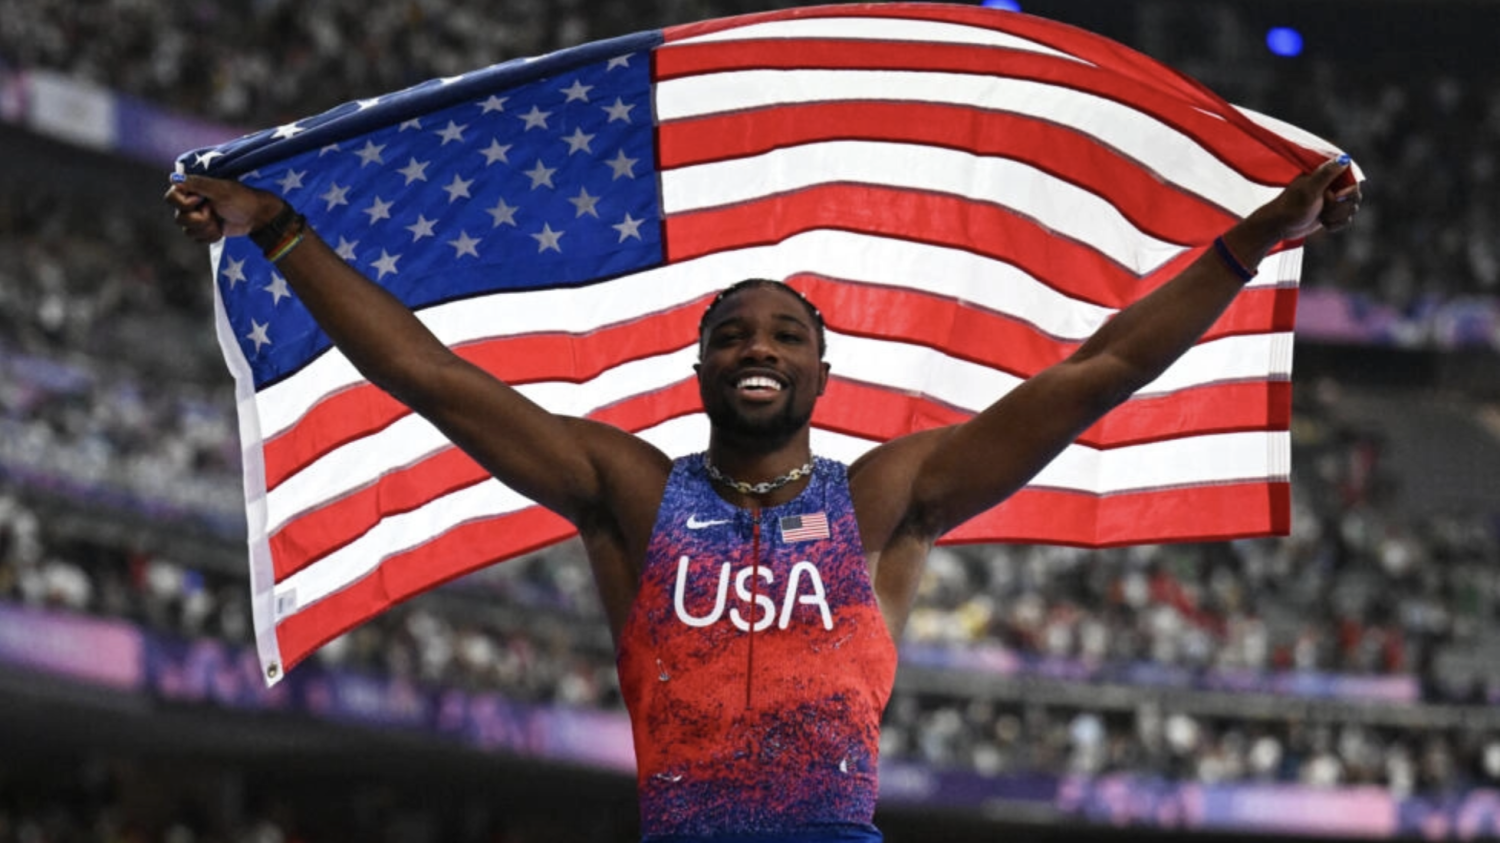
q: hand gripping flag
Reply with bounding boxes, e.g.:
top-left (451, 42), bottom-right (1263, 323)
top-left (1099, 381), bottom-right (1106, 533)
top-left (177, 3), bottom-right (1356, 684)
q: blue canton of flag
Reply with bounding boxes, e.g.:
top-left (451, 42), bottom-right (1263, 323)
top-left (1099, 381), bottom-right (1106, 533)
top-left (187, 34), bottom-right (663, 389)
top-left (780, 512), bottom-right (831, 544)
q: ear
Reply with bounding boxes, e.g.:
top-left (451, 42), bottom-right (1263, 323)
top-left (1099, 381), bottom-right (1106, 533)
top-left (818, 361), bottom-right (831, 396)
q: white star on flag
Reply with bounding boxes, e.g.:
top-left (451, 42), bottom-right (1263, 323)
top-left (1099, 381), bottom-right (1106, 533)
top-left (397, 158), bottom-right (430, 184)
top-left (370, 249), bottom-right (401, 279)
top-left (264, 274), bottom-right (291, 305)
top-left (245, 320), bottom-right (271, 352)
top-left (487, 198), bottom-right (519, 227)
top-left (435, 121), bottom-right (468, 145)
top-left (320, 183), bottom-right (351, 209)
top-left (531, 223), bottom-right (565, 252)
top-left (606, 149), bottom-right (638, 179)
top-left (354, 141), bottom-right (386, 166)
top-left (447, 231), bottom-right (482, 258)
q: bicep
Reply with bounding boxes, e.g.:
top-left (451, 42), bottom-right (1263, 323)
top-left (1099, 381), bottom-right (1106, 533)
top-left (395, 353), bottom-right (670, 527)
top-left (905, 355), bottom-right (1126, 538)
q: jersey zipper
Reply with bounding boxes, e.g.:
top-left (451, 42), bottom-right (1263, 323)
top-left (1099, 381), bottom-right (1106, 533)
top-left (745, 507), bottom-right (760, 710)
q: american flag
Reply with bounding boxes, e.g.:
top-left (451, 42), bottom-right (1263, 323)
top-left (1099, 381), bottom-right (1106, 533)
top-left (178, 4), bottom-right (1351, 684)
top-left (780, 513), bottom-right (832, 544)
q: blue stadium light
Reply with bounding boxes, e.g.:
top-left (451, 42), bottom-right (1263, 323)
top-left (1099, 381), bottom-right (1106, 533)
top-left (982, 0), bottom-right (1022, 10)
top-left (1266, 27), bottom-right (1304, 57)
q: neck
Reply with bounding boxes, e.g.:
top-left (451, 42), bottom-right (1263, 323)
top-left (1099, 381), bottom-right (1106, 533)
top-left (705, 430), bottom-right (814, 507)
top-left (706, 428), bottom-right (812, 478)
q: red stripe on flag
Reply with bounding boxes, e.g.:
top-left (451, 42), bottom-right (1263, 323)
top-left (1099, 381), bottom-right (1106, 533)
top-left (262, 298), bottom-right (711, 490)
top-left (274, 505), bottom-right (577, 673)
top-left (792, 274), bottom-right (1297, 373)
top-left (272, 376), bottom-right (1288, 578)
top-left (274, 478), bottom-right (1289, 671)
top-left (659, 101), bottom-right (1239, 246)
top-left (813, 379), bottom-right (1291, 448)
top-left (269, 378), bottom-right (702, 579)
top-left (667, 183), bottom-right (1166, 307)
top-left (661, 6), bottom-right (1253, 134)
top-left (655, 40), bottom-right (1299, 188)
top-left (270, 447), bottom-right (492, 580)
top-left (941, 480), bottom-right (1292, 548)
top-left (260, 281), bottom-right (1289, 489)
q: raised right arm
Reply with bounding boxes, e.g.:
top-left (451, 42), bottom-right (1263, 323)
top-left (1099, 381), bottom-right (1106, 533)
top-left (164, 174), bottom-right (671, 535)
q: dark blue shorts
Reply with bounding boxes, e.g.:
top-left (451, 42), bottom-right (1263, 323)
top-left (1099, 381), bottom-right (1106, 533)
top-left (642, 823), bottom-right (883, 843)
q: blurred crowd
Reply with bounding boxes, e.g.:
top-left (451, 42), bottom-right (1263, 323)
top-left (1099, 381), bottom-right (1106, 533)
top-left (2, 0), bottom-right (1500, 818)
top-left (0, 0), bottom-right (790, 126)
top-left (883, 693), bottom-right (1500, 796)
top-left (0, 191), bottom-right (243, 535)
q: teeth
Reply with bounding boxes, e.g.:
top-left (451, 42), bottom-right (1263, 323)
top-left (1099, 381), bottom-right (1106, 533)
top-left (738, 376), bottom-right (782, 391)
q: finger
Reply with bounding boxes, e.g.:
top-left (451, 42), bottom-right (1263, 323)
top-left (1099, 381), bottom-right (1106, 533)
top-left (163, 183), bottom-right (207, 212)
top-left (165, 187), bottom-right (225, 242)
top-left (1319, 201), bottom-right (1359, 232)
top-left (1331, 185), bottom-right (1360, 203)
top-left (176, 210), bottom-right (223, 241)
top-left (173, 172), bottom-right (250, 207)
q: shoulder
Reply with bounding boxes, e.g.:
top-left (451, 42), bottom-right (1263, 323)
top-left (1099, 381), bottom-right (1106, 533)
top-left (846, 427), bottom-right (953, 547)
top-left (564, 416), bottom-right (673, 532)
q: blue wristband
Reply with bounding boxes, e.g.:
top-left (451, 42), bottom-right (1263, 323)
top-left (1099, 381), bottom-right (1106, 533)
top-left (1212, 236), bottom-right (1257, 283)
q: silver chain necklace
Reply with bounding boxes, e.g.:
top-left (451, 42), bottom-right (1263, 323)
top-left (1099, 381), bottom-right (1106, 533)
top-left (703, 454), bottom-right (814, 496)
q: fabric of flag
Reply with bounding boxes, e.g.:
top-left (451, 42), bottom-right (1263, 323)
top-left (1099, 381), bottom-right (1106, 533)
top-left (780, 513), bottom-right (832, 544)
top-left (177, 3), bottom-right (1354, 684)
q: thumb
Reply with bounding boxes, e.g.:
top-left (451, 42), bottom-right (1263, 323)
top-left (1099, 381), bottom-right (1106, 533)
top-left (1303, 154), bottom-right (1352, 192)
top-left (172, 172), bottom-right (237, 200)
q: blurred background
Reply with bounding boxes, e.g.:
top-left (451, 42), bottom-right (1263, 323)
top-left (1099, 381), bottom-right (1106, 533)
top-left (3, 0), bottom-right (1500, 840)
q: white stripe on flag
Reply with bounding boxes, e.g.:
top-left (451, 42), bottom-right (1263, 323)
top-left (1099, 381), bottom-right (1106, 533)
top-left (660, 140), bottom-right (1190, 274)
top-left (264, 345), bottom-right (699, 531)
top-left (251, 234), bottom-right (1300, 440)
top-left (264, 329), bottom-right (1290, 527)
top-left (270, 423), bottom-right (1288, 619)
top-left (654, 69), bottom-right (1284, 215)
top-left (671, 16), bottom-right (1087, 63)
top-left (250, 230), bottom-right (1121, 437)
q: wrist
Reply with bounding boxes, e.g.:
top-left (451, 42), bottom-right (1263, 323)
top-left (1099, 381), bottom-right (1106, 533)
top-left (1219, 210), bottom-right (1283, 276)
top-left (248, 200), bottom-right (299, 252)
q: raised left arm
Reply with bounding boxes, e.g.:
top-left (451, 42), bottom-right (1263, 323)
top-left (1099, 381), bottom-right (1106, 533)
top-left (859, 156), bottom-right (1360, 547)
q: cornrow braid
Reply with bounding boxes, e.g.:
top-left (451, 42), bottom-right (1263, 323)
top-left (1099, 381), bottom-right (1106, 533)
top-left (697, 278), bottom-right (827, 359)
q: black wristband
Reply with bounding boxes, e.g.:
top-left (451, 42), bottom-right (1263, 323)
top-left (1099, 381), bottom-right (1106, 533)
top-left (249, 201), bottom-right (300, 252)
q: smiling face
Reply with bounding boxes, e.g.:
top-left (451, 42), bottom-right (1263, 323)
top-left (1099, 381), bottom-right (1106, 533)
top-left (695, 283), bottom-right (830, 445)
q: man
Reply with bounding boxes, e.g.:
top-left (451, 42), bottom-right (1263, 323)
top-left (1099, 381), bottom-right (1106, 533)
top-left (167, 158), bottom-right (1358, 841)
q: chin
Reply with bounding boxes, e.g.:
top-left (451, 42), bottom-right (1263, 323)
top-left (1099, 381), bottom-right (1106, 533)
top-left (706, 401), bottom-right (812, 441)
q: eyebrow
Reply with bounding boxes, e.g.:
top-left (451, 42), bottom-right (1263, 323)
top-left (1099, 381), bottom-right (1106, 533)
top-left (709, 311), bottom-right (810, 331)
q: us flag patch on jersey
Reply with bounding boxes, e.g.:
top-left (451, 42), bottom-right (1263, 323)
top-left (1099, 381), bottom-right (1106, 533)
top-left (780, 512), bottom-right (830, 543)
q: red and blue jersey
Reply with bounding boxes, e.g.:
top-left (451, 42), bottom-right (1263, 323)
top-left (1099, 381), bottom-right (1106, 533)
top-left (618, 455), bottom-right (898, 838)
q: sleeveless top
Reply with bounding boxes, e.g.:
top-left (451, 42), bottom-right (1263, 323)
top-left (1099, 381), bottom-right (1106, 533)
top-left (617, 455), bottom-right (899, 838)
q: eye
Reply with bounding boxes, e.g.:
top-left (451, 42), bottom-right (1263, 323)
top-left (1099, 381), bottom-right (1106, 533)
top-left (777, 331), bottom-right (805, 344)
top-left (710, 328), bottom-right (743, 346)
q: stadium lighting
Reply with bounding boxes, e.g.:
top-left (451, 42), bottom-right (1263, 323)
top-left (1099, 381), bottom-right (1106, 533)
top-left (982, 0), bottom-right (1022, 10)
top-left (1266, 26), bottom-right (1304, 57)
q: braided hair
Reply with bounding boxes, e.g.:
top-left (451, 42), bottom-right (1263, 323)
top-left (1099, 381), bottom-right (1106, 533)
top-left (696, 278), bottom-right (827, 359)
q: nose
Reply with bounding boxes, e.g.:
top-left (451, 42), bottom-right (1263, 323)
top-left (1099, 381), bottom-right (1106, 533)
top-left (739, 328), bottom-right (779, 363)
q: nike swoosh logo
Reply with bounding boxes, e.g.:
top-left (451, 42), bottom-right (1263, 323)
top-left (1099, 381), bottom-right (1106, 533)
top-left (686, 515), bottom-right (732, 530)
